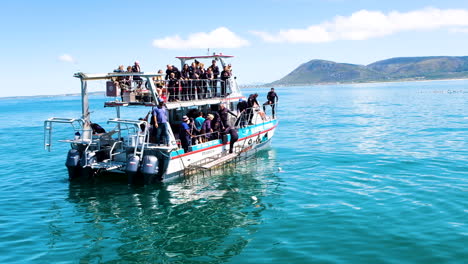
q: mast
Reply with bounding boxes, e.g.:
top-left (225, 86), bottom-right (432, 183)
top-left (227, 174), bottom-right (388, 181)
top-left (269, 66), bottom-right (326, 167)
top-left (77, 73), bottom-right (92, 141)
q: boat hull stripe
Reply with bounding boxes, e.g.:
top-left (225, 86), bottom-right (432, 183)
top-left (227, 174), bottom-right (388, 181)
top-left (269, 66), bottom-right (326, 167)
top-left (170, 123), bottom-right (278, 159)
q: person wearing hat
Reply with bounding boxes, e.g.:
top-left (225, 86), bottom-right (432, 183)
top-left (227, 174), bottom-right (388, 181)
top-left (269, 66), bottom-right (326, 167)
top-left (179, 115), bottom-right (193, 152)
top-left (201, 114), bottom-right (214, 142)
top-left (152, 99), bottom-right (169, 145)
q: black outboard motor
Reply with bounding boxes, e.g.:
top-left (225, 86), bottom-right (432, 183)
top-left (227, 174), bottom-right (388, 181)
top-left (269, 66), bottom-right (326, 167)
top-left (65, 149), bottom-right (81, 180)
top-left (126, 155), bottom-right (140, 184)
top-left (141, 155), bottom-right (159, 184)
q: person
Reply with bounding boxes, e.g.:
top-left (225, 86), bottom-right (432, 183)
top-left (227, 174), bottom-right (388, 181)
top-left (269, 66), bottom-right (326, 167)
top-left (194, 111), bottom-right (205, 135)
top-left (152, 99), bottom-right (170, 145)
top-left (205, 67), bottom-right (214, 98)
top-left (210, 60), bottom-right (220, 96)
top-left (247, 93), bottom-right (259, 125)
top-left (218, 103), bottom-right (237, 129)
top-left (167, 72), bottom-right (179, 102)
top-left (226, 127), bottom-right (238, 154)
top-left (201, 114), bottom-right (214, 142)
top-left (180, 64), bottom-right (191, 100)
top-left (112, 65), bottom-right (126, 96)
top-left (263, 87), bottom-right (279, 118)
top-left (198, 63), bottom-right (207, 98)
top-left (153, 69), bottom-right (165, 95)
top-left (210, 113), bottom-right (222, 139)
top-left (236, 98), bottom-right (248, 127)
top-left (165, 64), bottom-right (180, 80)
top-left (179, 115), bottom-right (192, 152)
top-left (132, 61), bottom-right (142, 88)
top-left (220, 66), bottom-right (231, 97)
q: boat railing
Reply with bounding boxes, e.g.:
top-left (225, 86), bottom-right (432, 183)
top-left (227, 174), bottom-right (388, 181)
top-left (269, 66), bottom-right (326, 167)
top-left (107, 118), bottom-right (149, 156)
top-left (44, 117), bottom-right (85, 151)
top-left (107, 78), bottom-right (237, 104)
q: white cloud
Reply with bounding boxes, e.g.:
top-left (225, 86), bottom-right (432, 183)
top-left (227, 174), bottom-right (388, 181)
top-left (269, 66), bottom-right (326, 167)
top-left (449, 27), bottom-right (468, 33)
top-left (251, 7), bottom-right (468, 43)
top-left (153, 27), bottom-right (250, 49)
top-left (58, 54), bottom-right (75, 63)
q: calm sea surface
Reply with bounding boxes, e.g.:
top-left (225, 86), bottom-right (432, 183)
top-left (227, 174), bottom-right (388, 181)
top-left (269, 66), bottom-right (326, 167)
top-left (0, 80), bottom-right (467, 263)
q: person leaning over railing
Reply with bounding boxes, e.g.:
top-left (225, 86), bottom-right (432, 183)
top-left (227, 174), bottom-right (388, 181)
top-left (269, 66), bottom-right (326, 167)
top-left (236, 98), bottom-right (248, 128)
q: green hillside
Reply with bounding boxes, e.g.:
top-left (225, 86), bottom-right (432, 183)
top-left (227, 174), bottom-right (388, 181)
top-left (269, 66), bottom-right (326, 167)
top-left (271, 56), bottom-right (468, 85)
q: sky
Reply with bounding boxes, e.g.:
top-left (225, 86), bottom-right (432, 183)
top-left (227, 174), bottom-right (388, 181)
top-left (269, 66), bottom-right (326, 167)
top-left (2, 0), bottom-right (468, 97)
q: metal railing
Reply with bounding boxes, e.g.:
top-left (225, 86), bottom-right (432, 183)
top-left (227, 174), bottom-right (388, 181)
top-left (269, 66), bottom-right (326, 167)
top-left (109, 78), bottom-right (234, 103)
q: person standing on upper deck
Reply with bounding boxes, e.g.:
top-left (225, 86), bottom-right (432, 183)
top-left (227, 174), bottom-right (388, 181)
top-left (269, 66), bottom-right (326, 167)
top-left (220, 66), bottom-right (231, 97)
top-left (165, 64), bottom-right (180, 80)
top-left (263, 87), bottom-right (279, 118)
top-left (210, 60), bottom-right (220, 96)
top-left (132, 61), bottom-right (142, 88)
top-left (152, 99), bottom-right (170, 146)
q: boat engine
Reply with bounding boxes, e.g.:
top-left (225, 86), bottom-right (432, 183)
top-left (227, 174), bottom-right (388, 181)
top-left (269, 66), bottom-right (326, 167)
top-left (125, 155), bottom-right (140, 184)
top-left (65, 149), bottom-right (81, 179)
top-left (141, 155), bottom-right (158, 184)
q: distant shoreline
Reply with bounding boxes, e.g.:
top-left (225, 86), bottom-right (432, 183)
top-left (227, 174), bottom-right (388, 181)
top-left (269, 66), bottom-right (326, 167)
top-left (2, 78), bottom-right (468, 100)
top-left (263, 77), bottom-right (468, 88)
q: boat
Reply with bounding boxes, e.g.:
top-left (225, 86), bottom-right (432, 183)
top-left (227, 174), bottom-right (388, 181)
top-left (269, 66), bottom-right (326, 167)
top-left (44, 54), bottom-right (279, 183)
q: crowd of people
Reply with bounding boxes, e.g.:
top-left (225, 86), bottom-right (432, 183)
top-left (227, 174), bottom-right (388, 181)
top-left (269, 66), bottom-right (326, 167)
top-left (143, 88), bottom-right (278, 153)
top-left (112, 60), bottom-right (234, 103)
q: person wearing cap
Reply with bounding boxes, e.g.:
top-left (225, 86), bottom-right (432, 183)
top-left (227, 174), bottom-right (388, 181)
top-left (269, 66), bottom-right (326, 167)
top-left (179, 115), bottom-right (193, 152)
top-left (263, 87), bottom-right (279, 118)
top-left (152, 100), bottom-right (170, 145)
top-left (201, 114), bottom-right (214, 142)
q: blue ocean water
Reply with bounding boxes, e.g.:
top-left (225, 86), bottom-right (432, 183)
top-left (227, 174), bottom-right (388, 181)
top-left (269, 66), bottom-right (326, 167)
top-left (0, 80), bottom-right (467, 263)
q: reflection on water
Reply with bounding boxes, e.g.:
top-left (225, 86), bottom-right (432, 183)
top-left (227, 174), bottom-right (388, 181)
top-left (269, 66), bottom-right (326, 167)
top-left (53, 150), bottom-right (279, 263)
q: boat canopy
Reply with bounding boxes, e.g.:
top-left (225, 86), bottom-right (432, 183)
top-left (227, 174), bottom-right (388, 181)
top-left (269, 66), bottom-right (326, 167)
top-left (175, 54), bottom-right (234, 69)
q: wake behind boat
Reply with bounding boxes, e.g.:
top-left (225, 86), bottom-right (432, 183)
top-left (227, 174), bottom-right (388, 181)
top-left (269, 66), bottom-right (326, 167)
top-left (44, 54), bottom-right (279, 183)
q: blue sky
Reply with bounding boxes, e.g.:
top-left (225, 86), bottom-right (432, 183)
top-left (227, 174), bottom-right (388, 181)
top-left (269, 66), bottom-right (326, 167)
top-left (2, 0), bottom-right (468, 97)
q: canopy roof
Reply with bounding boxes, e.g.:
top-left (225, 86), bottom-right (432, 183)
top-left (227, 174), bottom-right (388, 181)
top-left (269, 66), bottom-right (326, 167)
top-left (175, 54), bottom-right (234, 60)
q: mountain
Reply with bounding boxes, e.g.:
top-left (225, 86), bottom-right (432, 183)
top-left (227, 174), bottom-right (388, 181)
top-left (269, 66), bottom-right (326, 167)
top-left (271, 56), bottom-right (468, 85)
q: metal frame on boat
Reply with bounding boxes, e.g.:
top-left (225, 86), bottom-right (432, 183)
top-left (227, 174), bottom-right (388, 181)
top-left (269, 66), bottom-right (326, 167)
top-left (44, 54), bottom-right (279, 183)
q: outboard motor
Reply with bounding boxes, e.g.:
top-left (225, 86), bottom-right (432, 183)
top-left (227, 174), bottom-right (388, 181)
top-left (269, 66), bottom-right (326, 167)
top-left (126, 155), bottom-right (140, 184)
top-left (65, 149), bottom-right (81, 180)
top-left (141, 155), bottom-right (159, 184)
